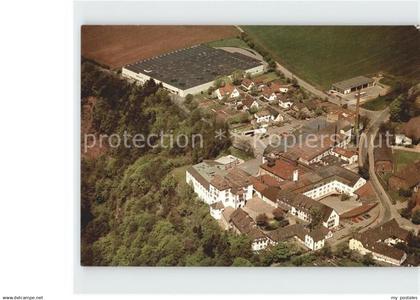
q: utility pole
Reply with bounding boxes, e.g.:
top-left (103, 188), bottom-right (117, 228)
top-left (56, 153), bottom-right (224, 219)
top-left (355, 88), bottom-right (361, 136)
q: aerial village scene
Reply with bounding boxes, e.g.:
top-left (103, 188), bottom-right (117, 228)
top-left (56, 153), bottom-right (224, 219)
top-left (81, 26), bottom-right (420, 267)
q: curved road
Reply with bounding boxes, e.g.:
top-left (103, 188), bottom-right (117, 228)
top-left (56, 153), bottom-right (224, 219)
top-left (365, 108), bottom-right (420, 232)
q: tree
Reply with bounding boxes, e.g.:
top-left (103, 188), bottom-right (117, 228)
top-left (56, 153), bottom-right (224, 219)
top-left (390, 95), bottom-right (409, 122)
top-left (362, 253), bottom-right (375, 266)
top-left (411, 210), bottom-right (420, 224)
top-left (309, 207), bottom-right (323, 229)
top-left (398, 188), bottom-right (412, 198)
top-left (271, 242), bottom-right (295, 263)
top-left (232, 70), bottom-right (245, 85)
top-left (232, 257), bottom-right (253, 266)
top-left (334, 242), bottom-right (351, 258)
top-left (213, 76), bottom-right (228, 88)
top-left (207, 86), bottom-right (215, 96)
top-left (256, 213), bottom-right (268, 227)
top-left (318, 243), bottom-right (332, 258)
top-left (248, 106), bottom-right (258, 115)
top-left (358, 164), bottom-right (370, 180)
top-left (185, 94), bottom-right (194, 104)
top-left (249, 85), bottom-right (258, 96)
top-left (341, 194), bottom-right (350, 201)
top-left (315, 107), bottom-right (323, 116)
top-left (390, 97), bottom-right (403, 122)
top-left (272, 208), bottom-right (285, 221)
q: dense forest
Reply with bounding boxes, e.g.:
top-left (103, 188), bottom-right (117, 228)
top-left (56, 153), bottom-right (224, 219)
top-left (80, 61), bottom-right (264, 266)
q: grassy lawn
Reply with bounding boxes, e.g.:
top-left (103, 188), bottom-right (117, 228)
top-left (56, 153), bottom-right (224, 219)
top-left (243, 26), bottom-right (420, 90)
top-left (207, 37), bottom-right (249, 49)
top-left (253, 71), bottom-right (281, 83)
top-left (219, 146), bottom-right (255, 161)
top-left (361, 94), bottom-right (395, 111)
top-left (393, 149), bottom-right (420, 172)
top-left (170, 164), bottom-right (191, 187)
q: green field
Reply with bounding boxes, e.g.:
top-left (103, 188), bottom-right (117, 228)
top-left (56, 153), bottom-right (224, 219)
top-left (393, 150), bottom-right (420, 172)
top-left (361, 94), bottom-right (395, 111)
top-left (243, 26), bottom-right (420, 89)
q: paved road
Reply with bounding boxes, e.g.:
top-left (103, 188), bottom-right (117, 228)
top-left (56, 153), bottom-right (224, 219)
top-left (365, 108), bottom-right (420, 232)
top-left (365, 108), bottom-right (392, 223)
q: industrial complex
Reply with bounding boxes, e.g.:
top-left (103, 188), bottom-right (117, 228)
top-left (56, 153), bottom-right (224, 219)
top-left (122, 44), bottom-right (265, 97)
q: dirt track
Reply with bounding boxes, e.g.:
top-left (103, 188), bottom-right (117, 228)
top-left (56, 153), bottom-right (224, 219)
top-left (81, 25), bottom-right (239, 69)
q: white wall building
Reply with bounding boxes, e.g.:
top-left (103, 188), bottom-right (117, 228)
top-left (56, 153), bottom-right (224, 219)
top-left (215, 86), bottom-right (241, 100)
top-left (302, 177), bottom-right (366, 200)
top-left (279, 99), bottom-right (294, 109)
top-left (186, 158), bottom-right (253, 209)
top-left (122, 44), bottom-right (264, 98)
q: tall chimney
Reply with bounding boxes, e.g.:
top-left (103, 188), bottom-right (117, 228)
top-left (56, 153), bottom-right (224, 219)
top-left (293, 169), bottom-right (299, 182)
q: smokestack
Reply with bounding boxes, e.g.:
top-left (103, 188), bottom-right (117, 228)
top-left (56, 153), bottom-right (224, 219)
top-left (293, 169), bottom-right (299, 182)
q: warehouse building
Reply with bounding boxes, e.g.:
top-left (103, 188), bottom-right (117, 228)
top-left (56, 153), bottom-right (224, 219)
top-left (122, 45), bottom-right (265, 97)
top-left (331, 76), bottom-right (375, 94)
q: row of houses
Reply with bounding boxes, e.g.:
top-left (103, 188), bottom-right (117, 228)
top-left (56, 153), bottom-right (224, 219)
top-left (215, 78), bottom-right (296, 113)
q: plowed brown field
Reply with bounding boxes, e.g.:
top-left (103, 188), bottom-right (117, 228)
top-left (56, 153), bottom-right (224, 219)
top-left (81, 25), bottom-right (239, 69)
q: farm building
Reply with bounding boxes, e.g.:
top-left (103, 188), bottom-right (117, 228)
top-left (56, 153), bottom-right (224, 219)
top-left (331, 76), bottom-right (375, 94)
top-left (122, 44), bottom-right (264, 97)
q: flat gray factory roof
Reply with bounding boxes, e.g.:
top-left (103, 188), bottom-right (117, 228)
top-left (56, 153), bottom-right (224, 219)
top-left (332, 76), bottom-right (374, 90)
top-left (124, 44), bottom-right (263, 90)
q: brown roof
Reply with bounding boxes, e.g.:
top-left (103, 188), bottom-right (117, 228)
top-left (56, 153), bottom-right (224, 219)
top-left (260, 158), bottom-right (307, 181)
top-left (270, 81), bottom-right (289, 91)
top-left (260, 186), bottom-right (282, 202)
top-left (262, 86), bottom-right (275, 98)
top-left (242, 94), bottom-right (257, 108)
top-left (210, 201), bottom-right (224, 210)
top-left (333, 147), bottom-right (357, 158)
top-left (266, 224), bottom-right (308, 242)
top-left (276, 190), bottom-right (334, 222)
top-left (255, 109), bottom-right (271, 118)
top-left (308, 226), bottom-right (330, 242)
top-left (229, 208), bottom-right (266, 241)
top-left (241, 78), bottom-right (254, 88)
top-left (340, 202), bottom-right (378, 219)
top-left (222, 206), bottom-right (235, 222)
top-left (354, 181), bottom-right (376, 200)
top-left (355, 219), bottom-right (410, 261)
top-left (210, 167), bottom-right (252, 192)
top-left (218, 84), bottom-right (236, 96)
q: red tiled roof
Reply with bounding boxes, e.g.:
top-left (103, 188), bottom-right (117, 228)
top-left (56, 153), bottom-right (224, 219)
top-left (218, 84), bottom-right (236, 96)
top-left (354, 181), bottom-right (375, 199)
top-left (333, 147), bottom-right (357, 158)
top-left (262, 86), bottom-right (275, 98)
top-left (260, 158), bottom-right (306, 181)
top-left (242, 94), bottom-right (256, 108)
top-left (241, 78), bottom-right (254, 88)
